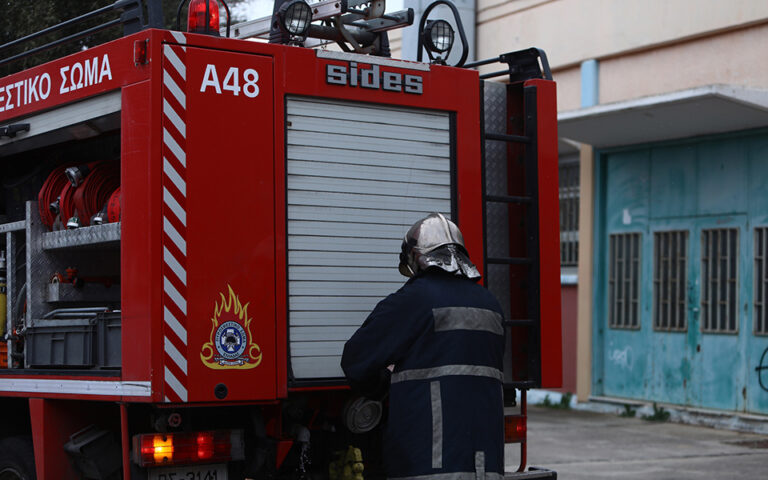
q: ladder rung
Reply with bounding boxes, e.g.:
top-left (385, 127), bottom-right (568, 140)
top-left (505, 381), bottom-right (537, 388)
top-left (487, 257), bottom-right (532, 265)
top-left (486, 194), bottom-right (532, 204)
top-left (485, 132), bottom-right (531, 144)
top-left (479, 69), bottom-right (510, 80)
top-left (504, 319), bottom-right (535, 326)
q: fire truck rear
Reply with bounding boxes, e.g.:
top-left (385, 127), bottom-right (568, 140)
top-left (0, 1), bottom-right (561, 478)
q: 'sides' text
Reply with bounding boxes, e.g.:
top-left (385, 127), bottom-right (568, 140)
top-left (326, 63), bottom-right (423, 95)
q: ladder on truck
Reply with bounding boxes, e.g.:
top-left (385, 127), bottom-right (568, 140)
top-left (469, 49), bottom-right (560, 477)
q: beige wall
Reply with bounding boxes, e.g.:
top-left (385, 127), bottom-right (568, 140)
top-left (599, 22), bottom-right (768, 104)
top-left (389, 28), bottom-right (404, 60)
top-left (477, 0), bottom-right (768, 70)
top-left (476, 1), bottom-right (768, 109)
top-left (552, 65), bottom-right (580, 111)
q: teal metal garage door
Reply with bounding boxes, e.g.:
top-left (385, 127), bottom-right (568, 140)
top-left (593, 130), bottom-right (768, 414)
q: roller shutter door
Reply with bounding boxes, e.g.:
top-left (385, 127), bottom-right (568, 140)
top-left (286, 97), bottom-right (453, 379)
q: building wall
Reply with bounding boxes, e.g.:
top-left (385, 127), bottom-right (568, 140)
top-left (476, 0), bottom-right (768, 69)
top-left (599, 22), bottom-right (768, 104)
top-left (474, 0), bottom-right (768, 409)
top-left (476, 0), bottom-right (768, 109)
top-left (592, 130), bottom-right (768, 414)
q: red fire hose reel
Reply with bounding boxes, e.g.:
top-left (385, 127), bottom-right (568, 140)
top-left (37, 164), bottom-right (70, 229)
top-left (107, 187), bottom-right (122, 223)
top-left (38, 161), bottom-right (121, 230)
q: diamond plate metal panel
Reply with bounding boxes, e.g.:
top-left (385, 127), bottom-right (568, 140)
top-left (483, 82), bottom-right (509, 198)
top-left (483, 81), bottom-right (512, 266)
top-left (42, 223), bottom-right (121, 250)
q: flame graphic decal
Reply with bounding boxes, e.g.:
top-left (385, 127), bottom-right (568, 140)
top-left (201, 285), bottom-right (262, 369)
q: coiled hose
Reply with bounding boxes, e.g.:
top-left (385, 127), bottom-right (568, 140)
top-left (38, 161), bottom-right (120, 230)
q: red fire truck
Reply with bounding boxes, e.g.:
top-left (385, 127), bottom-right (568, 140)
top-left (0, 0), bottom-right (561, 478)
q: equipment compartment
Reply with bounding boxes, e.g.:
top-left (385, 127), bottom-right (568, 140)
top-left (1, 104), bottom-right (122, 370)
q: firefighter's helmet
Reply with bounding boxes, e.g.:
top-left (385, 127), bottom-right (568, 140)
top-left (398, 212), bottom-right (480, 279)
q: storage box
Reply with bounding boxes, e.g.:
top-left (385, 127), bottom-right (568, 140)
top-left (26, 312), bottom-right (121, 369)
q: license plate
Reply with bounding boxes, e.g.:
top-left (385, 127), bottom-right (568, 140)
top-left (148, 463), bottom-right (227, 480)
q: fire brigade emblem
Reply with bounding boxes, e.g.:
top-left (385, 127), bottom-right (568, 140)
top-left (201, 285), bottom-right (262, 369)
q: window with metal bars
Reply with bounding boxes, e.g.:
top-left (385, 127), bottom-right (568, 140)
top-left (559, 159), bottom-right (579, 267)
top-left (701, 228), bottom-right (739, 334)
top-left (754, 228), bottom-right (768, 335)
top-left (653, 231), bottom-right (688, 331)
top-left (609, 233), bottom-right (641, 329)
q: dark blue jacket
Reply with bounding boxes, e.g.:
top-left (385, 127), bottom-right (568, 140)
top-left (342, 269), bottom-right (505, 480)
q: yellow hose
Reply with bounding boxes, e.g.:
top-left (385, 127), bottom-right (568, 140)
top-left (0, 281), bottom-right (6, 337)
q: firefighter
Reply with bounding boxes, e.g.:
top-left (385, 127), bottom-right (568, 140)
top-left (342, 213), bottom-right (505, 480)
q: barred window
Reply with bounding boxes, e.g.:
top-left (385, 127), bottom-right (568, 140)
top-left (653, 231), bottom-right (688, 331)
top-left (701, 228), bottom-right (739, 334)
top-left (609, 233), bottom-right (641, 329)
top-left (559, 159), bottom-right (579, 267)
top-left (755, 228), bottom-right (768, 335)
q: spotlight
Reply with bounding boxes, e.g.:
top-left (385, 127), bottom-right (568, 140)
top-left (278, 0), bottom-right (313, 37)
top-left (424, 20), bottom-right (454, 53)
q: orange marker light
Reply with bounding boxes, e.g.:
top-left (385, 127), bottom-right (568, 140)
top-left (140, 435), bottom-right (173, 464)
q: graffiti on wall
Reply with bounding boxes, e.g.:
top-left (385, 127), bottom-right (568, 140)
top-left (609, 346), bottom-right (634, 371)
top-left (757, 347), bottom-right (768, 393)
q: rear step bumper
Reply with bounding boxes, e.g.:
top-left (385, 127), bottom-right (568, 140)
top-left (504, 467), bottom-right (557, 479)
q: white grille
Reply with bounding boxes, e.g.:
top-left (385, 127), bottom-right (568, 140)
top-left (755, 227), bottom-right (768, 335)
top-left (609, 233), bottom-right (641, 329)
top-left (559, 158), bottom-right (579, 267)
top-left (286, 97), bottom-right (452, 379)
top-left (701, 228), bottom-right (739, 334)
top-left (653, 231), bottom-right (688, 331)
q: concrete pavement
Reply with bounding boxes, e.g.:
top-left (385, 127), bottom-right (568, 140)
top-left (506, 406), bottom-right (768, 479)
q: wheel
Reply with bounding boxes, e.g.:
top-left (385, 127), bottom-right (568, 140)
top-left (0, 436), bottom-right (36, 480)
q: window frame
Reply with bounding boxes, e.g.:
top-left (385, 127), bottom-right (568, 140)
top-left (608, 232), bottom-right (642, 330)
top-left (653, 230), bottom-right (689, 332)
top-left (559, 156), bottom-right (579, 269)
top-left (754, 227), bottom-right (768, 336)
top-left (700, 227), bottom-right (739, 335)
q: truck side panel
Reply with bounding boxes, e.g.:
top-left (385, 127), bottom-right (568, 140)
top-left (179, 46), bottom-right (277, 402)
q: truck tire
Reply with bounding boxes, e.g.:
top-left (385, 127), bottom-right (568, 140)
top-left (0, 436), bottom-right (36, 480)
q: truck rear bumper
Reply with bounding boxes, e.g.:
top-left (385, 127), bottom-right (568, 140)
top-left (504, 467), bottom-right (557, 479)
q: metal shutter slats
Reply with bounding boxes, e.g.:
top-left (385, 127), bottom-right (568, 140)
top-left (291, 326), bottom-right (359, 341)
top-left (288, 161), bottom-right (451, 185)
top-left (288, 98), bottom-right (448, 129)
top-left (288, 190), bottom-right (448, 211)
top-left (287, 97), bottom-right (451, 379)
top-left (288, 176), bottom-right (450, 198)
top-left (290, 281), bottom-right (405, 296)
top-left (289, 145), bottom-right (449, 171)
top-left (290, 311), bottom-right (376, 326)
top-left (290, 341), bottom-right (347, 356)
top-left (288, 222), bottom-right (407, 240)
top-left (287, 131), bottom-right (449, 157)
top-left (289, 296), bottom-right (381, 311)
top-left (288, 236), bottom-right (400, 252)
top-left (289, 116), bottom-right (450, 144)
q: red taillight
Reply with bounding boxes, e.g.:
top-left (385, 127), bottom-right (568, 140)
top-left (133, 39), bottom-right (148, 65)
top-left (133, 430), bottom-right (243, 467)
top-left (504, 415), bottom-right (526, 443)
top-left (187, 0), bottom-right (220, 35)
top-left (197, 432), bottom-right (215, 460)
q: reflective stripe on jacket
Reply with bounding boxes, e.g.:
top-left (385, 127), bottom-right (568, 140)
top-left (342, 269), bottom-right (505, 480)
